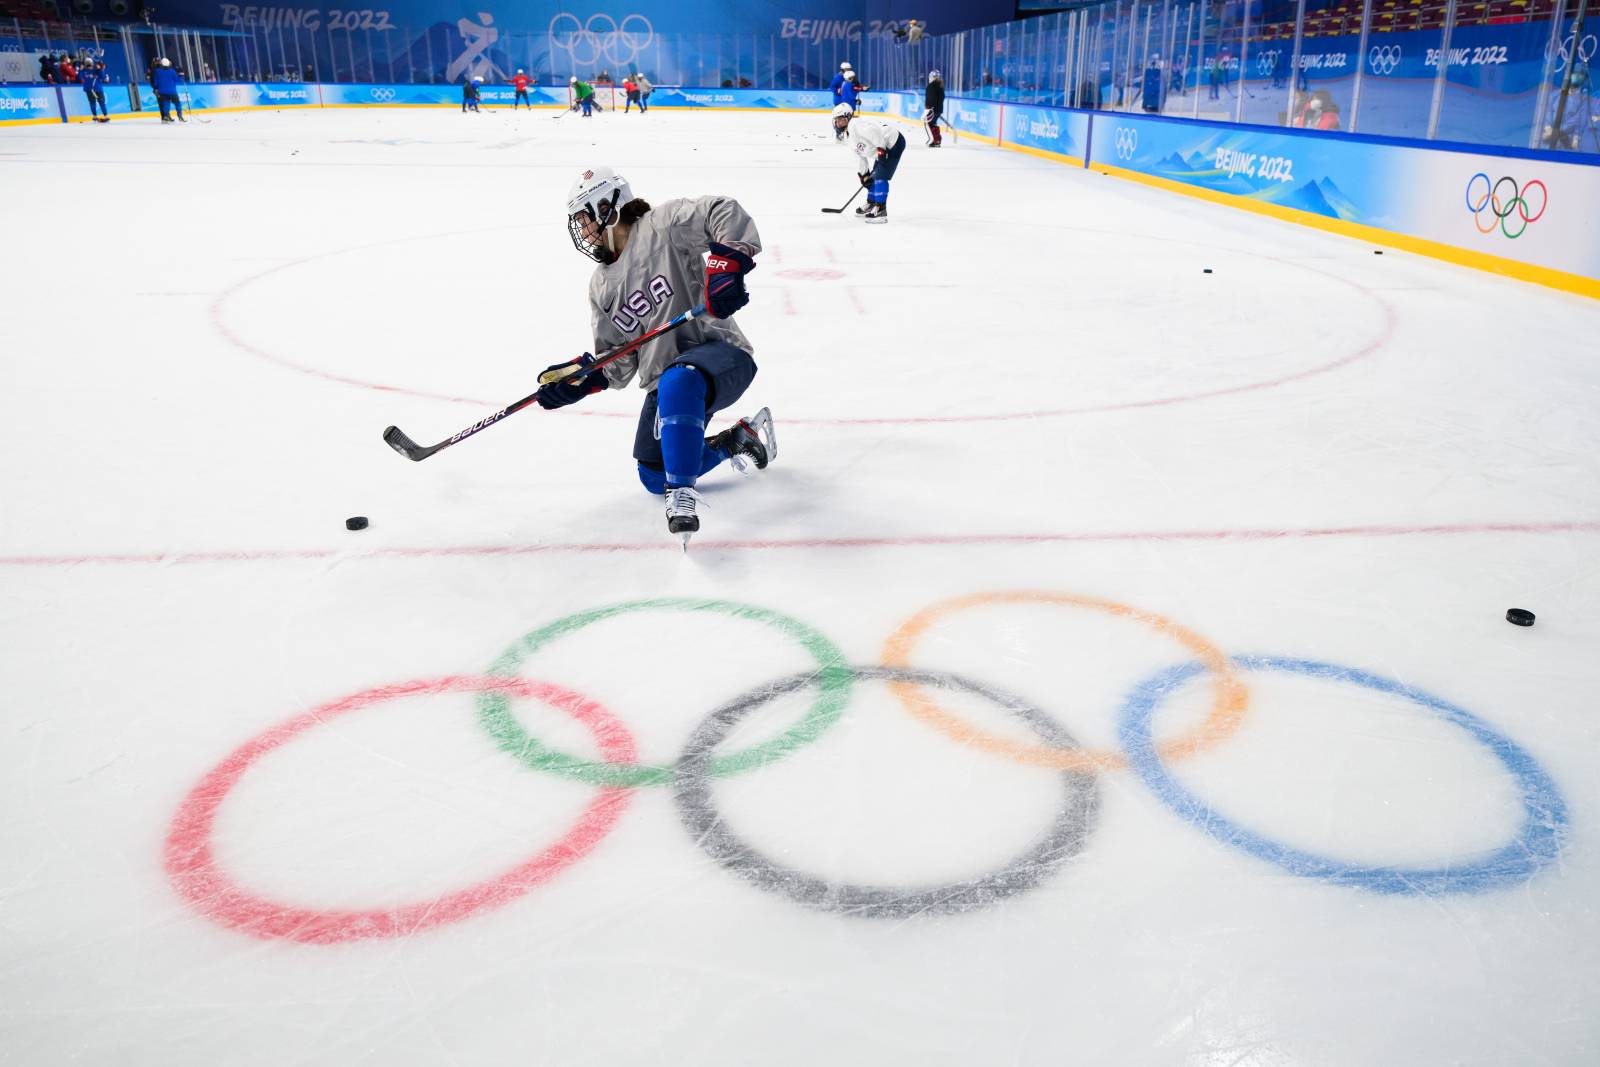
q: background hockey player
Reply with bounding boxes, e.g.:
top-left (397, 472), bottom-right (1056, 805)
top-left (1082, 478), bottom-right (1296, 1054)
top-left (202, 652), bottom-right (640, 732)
top-left (150, 58), bottom-right (184, 123)
top-left (512, 69), bottom-right (532, 109)
top-left (462, 76), bottom-right (481, 113)
top-left (534, 166), bottom-right (776, 544)
top-left (623, 75), bottom-right (640, 113)
top-left (830, 61), bottom-right (853, 106)
top-left (80, 61), bottom-right (109, 123)
top-left (634, 73), bottom-right (652, 111)
top-left (839, 69), bottom-right (869, 113)
top-left (924, 69), bottom-right (944, 146)
top-left (834, 105), bottom-right (905, 223)
top-left (570, 76), bottom-right (597, 116)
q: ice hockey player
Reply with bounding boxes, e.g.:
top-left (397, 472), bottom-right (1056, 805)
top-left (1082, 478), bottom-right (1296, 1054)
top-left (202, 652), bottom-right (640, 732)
top-left (462, 75), bottom-right (481, 113)
top-left (634, 73), bottom-right (652, 111)
top-left (80, 60), bottom-right (110, 123)
top-left (513, 69), bottom-right (532, 109)
top-left (834, 105), bottom-right (905, 223)
top-left (535, 166), bottom-right (776, 545)
top-left (150, 58), bottom-right (184, 123)
top-left (570, 76), bottom-right (597, 116)
top-left (623, 74), bottom-right (639, 112)
top-left (839, 69), bottom-right (869, 112)
top-left (924, 69), bottom-right (944, 146)
top-left (829, 61), bottom-right (853, 106)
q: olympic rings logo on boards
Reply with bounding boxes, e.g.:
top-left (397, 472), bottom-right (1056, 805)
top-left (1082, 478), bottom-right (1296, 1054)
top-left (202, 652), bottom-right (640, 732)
top-left (1256, 49), bottom-right (1281, 76)
top-left (163, 594), bottom-right (1570, 943)
top-left (548, 12), bottom-right (654, 69)
top-left (1548, 30), bottom-right (1597, 72)
top-left (1114, 126), bottom-right (1138, 159)
top-left (1465, 172), bottom-right (1547, 239)
top-left (1367, 44), bottom-right (1402, 75)
top-left (369, 87), bottom-right (396, 102)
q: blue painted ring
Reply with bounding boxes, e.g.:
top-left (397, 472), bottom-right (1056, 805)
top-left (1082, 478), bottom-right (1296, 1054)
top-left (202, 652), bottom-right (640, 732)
top-left (1117, 655), bottom-right (1568, 895)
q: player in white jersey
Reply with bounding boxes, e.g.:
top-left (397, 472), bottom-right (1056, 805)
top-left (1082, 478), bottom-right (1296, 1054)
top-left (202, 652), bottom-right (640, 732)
top-left (534, 166), bottom-right (778, 544)
top-left (833, 104), bottom-right (906, 224)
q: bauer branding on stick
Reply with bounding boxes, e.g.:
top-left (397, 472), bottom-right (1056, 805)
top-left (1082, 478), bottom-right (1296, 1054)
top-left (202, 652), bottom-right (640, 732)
top-left (1506, 608), bottom-right (1534, 627)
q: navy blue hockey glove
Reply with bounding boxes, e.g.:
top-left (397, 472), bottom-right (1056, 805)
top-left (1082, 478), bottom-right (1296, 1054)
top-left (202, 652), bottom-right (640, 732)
top-left (705, 241), bottom-right (756, 319)
top-left (535, 353), bottom-right (608, 409)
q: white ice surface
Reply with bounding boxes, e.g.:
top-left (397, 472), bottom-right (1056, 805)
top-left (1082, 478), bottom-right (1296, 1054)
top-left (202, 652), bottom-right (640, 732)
top-left (2, 107), bottom-right (1599, 1066)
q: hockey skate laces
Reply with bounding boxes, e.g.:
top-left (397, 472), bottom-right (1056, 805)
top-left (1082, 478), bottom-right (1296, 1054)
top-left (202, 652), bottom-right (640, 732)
top-left (665, 486), bottom-right (701, 517)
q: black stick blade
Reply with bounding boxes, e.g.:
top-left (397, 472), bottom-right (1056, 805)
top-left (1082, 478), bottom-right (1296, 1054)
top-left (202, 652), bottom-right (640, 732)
top-left (382, 425), bottom-right (432, 461)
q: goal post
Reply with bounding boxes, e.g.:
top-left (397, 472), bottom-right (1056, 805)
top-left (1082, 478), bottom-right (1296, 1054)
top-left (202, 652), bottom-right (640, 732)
top-left (568, 84), bottom-right (628, 112)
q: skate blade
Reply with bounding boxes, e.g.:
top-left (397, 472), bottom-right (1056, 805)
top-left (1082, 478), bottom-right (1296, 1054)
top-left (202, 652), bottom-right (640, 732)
top-left (679, 531), bottom-right (693, 551)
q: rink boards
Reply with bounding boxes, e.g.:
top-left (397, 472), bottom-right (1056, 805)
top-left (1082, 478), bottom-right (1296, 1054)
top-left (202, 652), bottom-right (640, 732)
top-left (6, 80), bottom-right (1597, 296)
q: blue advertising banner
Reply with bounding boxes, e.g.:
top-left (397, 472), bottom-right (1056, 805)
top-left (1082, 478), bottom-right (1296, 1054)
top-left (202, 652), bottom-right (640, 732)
top-left (1001, 101), bottom-right (1090, 162)
top-left (650, 86), bottom-right (835, 109)
top-left (946, 95), bottom-right (1002, 142)
top-left (174, 82), bottom-right (320, 110)
top-left (61, 84), bottom-right (140, 121)
top-left (154, 1), bottom-right (1011, 37)
top-left (1086, 111), bottom-right (1600, 289)
top-left (0, 85), bottom-right (62, 124)
top-left (319, 82), bottom-right (565, 106)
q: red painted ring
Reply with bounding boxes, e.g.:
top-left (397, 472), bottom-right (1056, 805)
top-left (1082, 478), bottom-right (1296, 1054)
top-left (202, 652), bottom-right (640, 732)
top-left (164, 675), bottom-right (636, 943)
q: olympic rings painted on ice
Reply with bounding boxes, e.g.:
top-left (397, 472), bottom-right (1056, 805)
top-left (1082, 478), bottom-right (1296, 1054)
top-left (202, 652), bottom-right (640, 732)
top-left (673, 666), bottom-right (1101, 917)
top-left (1464, 172), bottom-right (1547, 239)
top-left (881, 591), bottom-right (1247, 771)
top-left (1118, 656), bottom-right (1569, 894)
top-left (165, 596), bottom-right (1572, 941)
top-left (163, 676), bottom-right (636, 944)
top-left (476, 599), bottom-right (854, 788)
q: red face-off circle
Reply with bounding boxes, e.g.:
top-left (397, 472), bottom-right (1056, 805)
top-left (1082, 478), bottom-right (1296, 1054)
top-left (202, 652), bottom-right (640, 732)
top-left (164, 676), bottom-right (637, 944)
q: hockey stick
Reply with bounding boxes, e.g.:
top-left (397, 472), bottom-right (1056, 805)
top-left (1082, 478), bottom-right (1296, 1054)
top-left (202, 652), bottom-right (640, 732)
top-left (939, 116), bottom-right (959, 144)
top-left (821, 185), bottom-right (866, 214)
top-left (382, 306), bottom-right (705, 462)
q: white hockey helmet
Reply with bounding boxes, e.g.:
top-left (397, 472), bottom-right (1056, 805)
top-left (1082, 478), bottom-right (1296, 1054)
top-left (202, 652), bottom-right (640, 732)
top-left (844, 70), bottom-right (856, 81)
top-left (569, 75), bottom-right (577, 83)
top-left (840, 61), bottom-right (852, 71)
top-left (929, 69), bottom-right (942, 82)
top-left (472, 75), bottom-right (483, 82)
top-left (516, 68), bottom-right (524, 74)
top-left (159, 57), bottom-right (171, 66)
top-left (566, 166), bottom-right (634, 264)
top-left (831, 102), bottom-right (854, 139)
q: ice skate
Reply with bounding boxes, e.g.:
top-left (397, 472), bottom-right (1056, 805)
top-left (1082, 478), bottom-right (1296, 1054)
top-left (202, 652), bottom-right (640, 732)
top-left (665, 485), bottom-right (702, 548)
top-left (706, 407), bottom-right (776, 473)
top-left (863, 202), bottom-right (888, 224)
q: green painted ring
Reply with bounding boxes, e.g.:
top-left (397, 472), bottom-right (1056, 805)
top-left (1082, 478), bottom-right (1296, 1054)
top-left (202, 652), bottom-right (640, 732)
top-left (476, 599), bottom-right (854, 787)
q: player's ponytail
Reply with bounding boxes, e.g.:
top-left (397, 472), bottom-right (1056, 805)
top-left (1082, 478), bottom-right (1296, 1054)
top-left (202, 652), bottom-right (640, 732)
top-left (619, 198), bottom-right (652, 225)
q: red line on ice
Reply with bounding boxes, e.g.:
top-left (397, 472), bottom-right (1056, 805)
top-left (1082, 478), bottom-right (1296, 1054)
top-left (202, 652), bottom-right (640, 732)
top-left (6, 519), bottom-right (1599, 568)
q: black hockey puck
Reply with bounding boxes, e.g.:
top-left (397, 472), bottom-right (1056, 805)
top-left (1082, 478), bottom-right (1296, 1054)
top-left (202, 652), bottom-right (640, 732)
top-left (345, 516), bottom-right (369, 531)
top-left (1506, 608), bottom-right (1535, 627)
top-left (1374, 249), bottom-right (1384, 255)
top-left (1203, 268), bottom-right (1213, 274)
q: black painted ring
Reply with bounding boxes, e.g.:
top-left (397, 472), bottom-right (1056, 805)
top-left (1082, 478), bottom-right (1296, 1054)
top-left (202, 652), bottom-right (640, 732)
top-left (673, 665), bottom-right (1101, 918)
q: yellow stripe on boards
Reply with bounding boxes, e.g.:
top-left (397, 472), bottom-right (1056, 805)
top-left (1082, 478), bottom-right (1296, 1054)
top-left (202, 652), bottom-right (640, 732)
top-left (1090, 160), bottom-right (1600, 300)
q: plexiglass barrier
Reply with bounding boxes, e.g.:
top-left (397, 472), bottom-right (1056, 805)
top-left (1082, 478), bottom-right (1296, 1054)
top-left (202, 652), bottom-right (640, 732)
top-left (4, 2), bottom-right (1595, 152)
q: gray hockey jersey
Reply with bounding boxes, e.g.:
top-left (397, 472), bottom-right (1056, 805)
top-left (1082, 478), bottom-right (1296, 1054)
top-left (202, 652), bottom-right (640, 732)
top-left (588, 195), bottom-right (762, 392)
